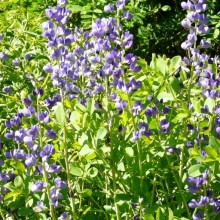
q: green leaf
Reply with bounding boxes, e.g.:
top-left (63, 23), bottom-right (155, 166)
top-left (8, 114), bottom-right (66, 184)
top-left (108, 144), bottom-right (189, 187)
top-left (87, 98), bottom-right (95, 115)
top-left (161, 5), bottom-right (171, 11)
top-left (82, 112), bottom-right (89, 128)
top-left (170, 76), bottom-right (181, 94)
top-left (156, 58), bottom-right (168, 75)
top-left (209, 136), bottom-right (220, 154)
top-left (118, 162), bottom-right (125, 171)
top-left (104, 205), bottom-right (114, 213)
top-left (70, 165), bottom-right (83, 177)
top-left (168, 207), bottom-right (174, 220)
top-left (214, 29), bottom-right (220, 39)
top-left (70, 111), bottom-right (81, 130)
top-left (149, 119), bottom-right (158, 129)
top-left (206, 146), bottom-right (218, 159)
top-left (4, 182), bottom-right (15, 191)
top-left (18, 207), bottom-right (33, 216)
top-left (169, 56), bottom-right (181, 74)
top-left (97, 127), bottom-right (107, 140)
top-left (188, 164), bottom-right (206, 177)
top-left (144, 214), bottom-right (155, 220)
top-left (157, 92), bottom-right (175, 102)
top-left (125, 147), bottom-right (134, 157)
top-left (69, 5), bottom-right (84, 12)
top-left (87, 167), bottom-right (98, 178)
top-left (75, 103), bottom-right (87, 113)
top-left (79, 189), bottom-right (92, 197)
top-left (34, 55), bottom-right (50, 61)
top-left (204, 98), bottom-right (214, 113)
top-left (4, 191), bottom-right (21, 201)
top-left (14, 161), bottom-right (25, 172)
top-left (79, 145), bottom-right (94, 156)
top-left (172, 112), bottom-right (189, 123)
top-left (14, 176), bottom-right (23, 188)
top-left (54, 102), bottom-right (65, 126)
top-left (93, 9), bottom-right (102, 13)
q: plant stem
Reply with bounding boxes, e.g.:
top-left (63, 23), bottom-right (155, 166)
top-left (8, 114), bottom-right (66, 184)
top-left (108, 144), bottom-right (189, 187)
top-left (36, 95), bottom-right (56, 220)
top-left (116, 8), bottom-right (143, 194)
top-left (105, 76), bottom-right (121, 220)
top-left (122, 74), bottom-right (143, 194)
top-left (0, 206), bottom-right (6, 220)
top-left (150, 176), bottom-right (157, 207)
top-left (61, 90), bottom-right (78, 220)
top-left (166, 155), bottom-right (191, 219)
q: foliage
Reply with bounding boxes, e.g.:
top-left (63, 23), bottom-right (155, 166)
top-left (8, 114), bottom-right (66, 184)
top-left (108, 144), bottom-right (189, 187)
top-left (0, 0), bottom-right (220, 220)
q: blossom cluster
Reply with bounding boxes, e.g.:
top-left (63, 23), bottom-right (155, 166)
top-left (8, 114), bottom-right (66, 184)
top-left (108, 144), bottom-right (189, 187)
top-left (3, 86), bottom-right (70, 218)
top-left (188, 170), bottom-right (220, 219)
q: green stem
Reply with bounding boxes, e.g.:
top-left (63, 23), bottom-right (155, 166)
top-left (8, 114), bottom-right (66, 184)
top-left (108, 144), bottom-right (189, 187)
top-left (105, 76), bottom-right (121, 220)
top-left (159, 177), bottom-right (171, 208)
top-left (166, 156), bottom-right (191, 219)
top-left (116, 8), bottom-right (143, 194)
top-left (179, 148), bottom-right (184, 182)
top-left (123, 75), bottom-right (143, 194)
top-left (61, 90), bottom-right (78, 220)
top-left (150, 176), bottom-right (157, 207)
top-left (0, 206), bottom-right (6, 220)
top-left (36, 95), bottom-right (56, 220)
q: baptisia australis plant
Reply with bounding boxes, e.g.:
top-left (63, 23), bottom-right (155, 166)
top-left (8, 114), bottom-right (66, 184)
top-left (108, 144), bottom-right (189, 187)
top-left (4, 86), bottom-right (70, 219)
top-left (181, 0), bottom-right (220, 219)
top-left (41, 0), bottom-right (151, 219)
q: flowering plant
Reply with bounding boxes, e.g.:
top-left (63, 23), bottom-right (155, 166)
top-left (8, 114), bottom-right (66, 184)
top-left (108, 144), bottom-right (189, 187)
top-left (0, 0), bottom-right (220, 220)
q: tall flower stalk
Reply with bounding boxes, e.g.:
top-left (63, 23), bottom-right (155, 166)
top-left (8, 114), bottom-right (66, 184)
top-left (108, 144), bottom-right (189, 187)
top-left (60, 89), bottom-right (78, 220)
top-left (36, 92), bottom-right (56, 220)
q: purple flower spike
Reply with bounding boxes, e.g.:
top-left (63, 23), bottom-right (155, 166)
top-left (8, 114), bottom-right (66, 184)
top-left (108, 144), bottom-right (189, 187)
top-left (163, 106), bottom-right (170, 114)
top-left (5, 130), bottom-right (14, 139)
top-left (48, 162), bottom-right (62, 173)
top-left (25, 154), bottom-right (37, 167)
top-left (160, 119), bottom-right (170, 133)
top-left (131, 131), bottom-right (142, 142)
top-left (54, 177), bottom-right (67, 189)
top-left (0, 139), bottom-right (2, 150)
top-left (104, 3), bottom-right (114, 13)
top-left (23, 135), bottom-right (34, 147)
top-left (181, 19), bottom-right (191, 28)
top-left (25, 53), bottom-right (32, 60)
top-left (38, 111), bottom-right (50, 124)
top-left (123, 11), bottom-right (133, 20)
top-left (5, 149), bottom-right (26, 159)
top-left (116, 0), bottom-right (125, 10)
top-left (32, 88), bottom-right (44, 96)
top-left (0, 160), bottom-right (4, 166)
top-left (58, 212), bottom-right (70, 220)
top-left (23, 96), bottom-right (32, 106)
top-left (145, 107), bottom-right (158, 117)
top-left (0, 52), bottom-right (9, 60)
top-left (46, 128), bottom-right (57, 139)
top-left (0, 34), bottom-right (3, 40)
top-left (197, 196), bottom-right (209, 207)
top-left (200, 39), bottom-right (210, 48)
top-left (43, 63), bottom-right (54, 73)
top-left (115, 99), bottom-right (127, 111)
top-left (31, 181), bottom-right (47, 192)
top-left (192, 211), bottom-right (204, 220)
top-left (58, 0), bottom-right (68, 5)
top-left (34, 201), bottom-right (47, 212)
top-left (189, 199), bottom-right (199, 208)
top-left (186, 141), bottom-right (194, 148)
top-left (132, 101), bottom-right (145, 115)
top-left (40, 144), bottom-right (55, 162)
top-left (12, 58), bottom-right (20, 66)
top-left (3, 86), bottom-right (12, 94)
